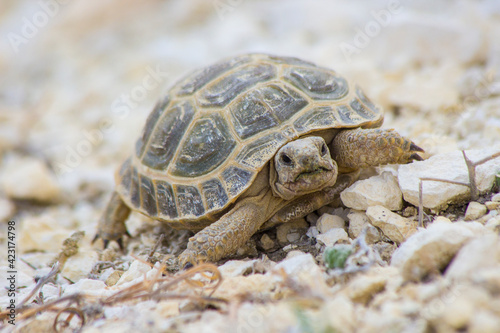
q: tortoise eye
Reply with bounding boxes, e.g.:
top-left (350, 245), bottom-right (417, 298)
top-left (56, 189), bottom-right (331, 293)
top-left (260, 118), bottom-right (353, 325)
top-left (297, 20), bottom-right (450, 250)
top-left (280, 153), bottom-right (293, 166)
top-left (321, 143), bottom-right (328, 156)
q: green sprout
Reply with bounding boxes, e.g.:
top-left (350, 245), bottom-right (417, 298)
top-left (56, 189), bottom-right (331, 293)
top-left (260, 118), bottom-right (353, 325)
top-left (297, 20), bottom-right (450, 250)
top-left (323, 244), bottom-right (353, 269)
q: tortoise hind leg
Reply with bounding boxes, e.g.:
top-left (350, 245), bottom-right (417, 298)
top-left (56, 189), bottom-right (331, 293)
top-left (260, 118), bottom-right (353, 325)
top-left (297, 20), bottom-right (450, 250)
top-left (331, 128), bottom-right (424, 171)
top-left (93, 191), bottom-right (131, 249)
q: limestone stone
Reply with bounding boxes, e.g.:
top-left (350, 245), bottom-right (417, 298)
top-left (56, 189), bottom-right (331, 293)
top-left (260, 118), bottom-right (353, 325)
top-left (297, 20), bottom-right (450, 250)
top-left (346, 274), bottom-right (387, 305)
top-left (492, 193), bottom-right (500, 202)
top-left (485, 201), bottom-right (500, 210)
top-left (315, 228), bottom-right (350, 247)
top-left (18, 215), bottom-right (73, 253)
top-left (115, 260), bottom-right (152, 286)
top-left (0, 156), bottom-right (61, 202)
top-left (347, 210), bottom-right (381, 243)
top-left (316, 213), bottom-right (345, 233)
top-left (391, 222), bottom-right (477, 281)
top-left (445, 234), bottom-right (500, 281)
top-left (260, 234), bottom-right (275, 251)
top-left (398, 149), bottom-right (500, 209)
top-left (341, 172), bottom-right (403, 211)
top-left (366, 206), bottom-right (417, 244)
top-left (212, 274), bottom-right (275, 299)
top-left (464, 201), bottom-right (487, 220)
top-left (0, 198), bottom-right (15, 222)
top-left (61, 250), bottom-right (99, 282)
top-left (218, 259), bottom-right (269, 277)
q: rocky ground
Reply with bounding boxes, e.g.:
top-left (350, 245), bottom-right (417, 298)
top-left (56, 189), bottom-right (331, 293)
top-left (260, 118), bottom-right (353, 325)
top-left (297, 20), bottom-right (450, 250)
top-left (0, 0), bottom-right (500, 332)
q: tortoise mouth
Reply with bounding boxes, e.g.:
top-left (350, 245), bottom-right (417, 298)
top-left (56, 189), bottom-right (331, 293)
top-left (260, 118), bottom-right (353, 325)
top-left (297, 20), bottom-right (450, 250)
top-left (284, 167), bottom-right (337, 193)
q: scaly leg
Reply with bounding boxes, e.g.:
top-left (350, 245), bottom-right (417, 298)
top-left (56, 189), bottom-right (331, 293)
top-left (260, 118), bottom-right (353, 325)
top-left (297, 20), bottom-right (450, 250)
top-left (331, 128), bottom-right (423, 171)
top-left (93, 191), bottom-right (131, 249)
top-left (178, 198), bottom-right (271, 266)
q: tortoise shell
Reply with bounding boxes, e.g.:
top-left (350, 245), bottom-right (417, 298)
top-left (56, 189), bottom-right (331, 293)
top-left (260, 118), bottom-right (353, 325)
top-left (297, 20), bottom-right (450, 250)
top-left (115, 54), bottom-right (383, 228)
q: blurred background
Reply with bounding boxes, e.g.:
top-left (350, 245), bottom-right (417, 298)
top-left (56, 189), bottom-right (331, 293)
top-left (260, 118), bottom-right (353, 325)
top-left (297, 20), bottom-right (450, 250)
top-left (0, 0), bottom-right (499, 250)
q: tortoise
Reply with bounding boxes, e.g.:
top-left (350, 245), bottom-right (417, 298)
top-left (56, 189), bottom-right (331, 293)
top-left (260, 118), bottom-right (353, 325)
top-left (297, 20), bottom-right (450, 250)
top-left (94, 53), bottom-right (423, 266)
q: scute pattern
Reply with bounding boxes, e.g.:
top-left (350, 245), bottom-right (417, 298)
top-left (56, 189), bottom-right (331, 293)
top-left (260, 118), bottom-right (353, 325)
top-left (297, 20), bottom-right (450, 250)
top-left (176, 185), bottom-right (205, 217)
top-left (284, 67), bottom-right (348, 100)
top-left (118, 53), bottom-right (384, 224)
top-left (142, 101), bottom-right (195, 170)
top-left (177, 55), bottom-right (251, 96)
top-left (135, 96), bottom-right (170, 158)
top-left (230, 83), bottom-right (307, 139)
top-left (172, 114), bottom-right (236, 177)
top-left (293, 106), bottom-right (339, 134)
top-left (236, 132), bottom-right (288, 169)
top-left (202, 179), bottom-right (229, 211)
top-left (156, 181), bottom-right (178, 219)
top-left (221, 166), bottom-right (253, 197)
top-left (198, 63), bottom-right (276, 107)
top-left (140, 175), bottom-right (157, 216)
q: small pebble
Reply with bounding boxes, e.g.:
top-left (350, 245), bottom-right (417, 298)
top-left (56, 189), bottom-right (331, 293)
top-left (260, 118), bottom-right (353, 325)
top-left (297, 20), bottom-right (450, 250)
top-left (260, 234), bottom-right (275, 250)
top-left (317, 213), bottom-right (345, 233)
top-left (464, 202), bottom-right (487, 221)
top-left (485, 201), bottom-right (499, 211)
top-left (491, 193), bottom-right (500, 202)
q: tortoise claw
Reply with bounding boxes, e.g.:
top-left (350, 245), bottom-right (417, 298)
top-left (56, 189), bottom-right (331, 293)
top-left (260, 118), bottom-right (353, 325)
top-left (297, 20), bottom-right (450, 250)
top-left (410, 142), bottom-right (425, 153)
top-left (103, 239), bottom-right (110, 249)
top-left (410, 153), bottom-right (424, 161)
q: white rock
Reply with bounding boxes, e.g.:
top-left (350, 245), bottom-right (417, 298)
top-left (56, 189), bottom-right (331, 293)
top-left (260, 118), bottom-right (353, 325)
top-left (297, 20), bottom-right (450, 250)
top-left (445, 234), bottom-right (500, 280)
top-left (306, 226), bottom-right (319, 238)
top-left (0, 198), bottom-right (15, 222)
top-left (115, 260), bottom-right (151, 286)
top-left (366, 206), bottom-right (417, 244)
top-left (464, 202), bottom-right (487, 220)
top-left (317, 213), bottom-right (345, 233)
top-left (485, 201), bottom-right (500, 211)
top-left (63, 278), bottom-right (110, 297)
top-left (218, 259), bottom-right (264, 278)
top-left (18, 215), bottom-right (73, 253)
top-left (347, 210), bottom-right (381, 243)
top-left (398, 149), bottom-right (500, 209)
top-left (271, 253), bottom-right (328, 294)
top-left (0, 156), bottom-right (61, 202)
top-left (315, 228), bottom-right (349, 247)
top-left (391, 222), bottom-right (477, 281)
top-left (492, 193), bottom-right (500, 202)
top-left (469, 310), bottom-right (500, 333)
top-left (341, 172), bottom-right (403, 211)
top-left (61, 250), bottom-right (99, 282)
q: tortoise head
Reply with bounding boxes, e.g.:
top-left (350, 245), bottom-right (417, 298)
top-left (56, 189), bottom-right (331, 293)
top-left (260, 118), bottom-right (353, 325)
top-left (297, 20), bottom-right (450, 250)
top-left (271, 136), bottom-right (338, 200)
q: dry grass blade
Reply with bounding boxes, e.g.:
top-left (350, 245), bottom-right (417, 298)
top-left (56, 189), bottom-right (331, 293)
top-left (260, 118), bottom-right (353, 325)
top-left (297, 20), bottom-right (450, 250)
top-left (18, 262), bottom-right (60, 308)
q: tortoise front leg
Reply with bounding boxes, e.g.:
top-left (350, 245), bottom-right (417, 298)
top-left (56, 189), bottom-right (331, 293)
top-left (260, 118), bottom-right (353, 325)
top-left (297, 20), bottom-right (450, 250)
top-left (178, 200), bottom-right (269, 266)
top-left (331, 128), bottom-right (423, 171)
top-left (93, 191), bottom-right (131, 249)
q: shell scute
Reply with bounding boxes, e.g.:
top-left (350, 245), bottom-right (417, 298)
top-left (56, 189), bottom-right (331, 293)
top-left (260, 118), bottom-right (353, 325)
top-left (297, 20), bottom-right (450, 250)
top-left (198, 63), bottom-right (276, 108)
top-left (283, 67), bottom-right (348, 101)
top-left (172, 114), bottom-right (236, 177)
top-left (142, 100), bottom-right (195, 170)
